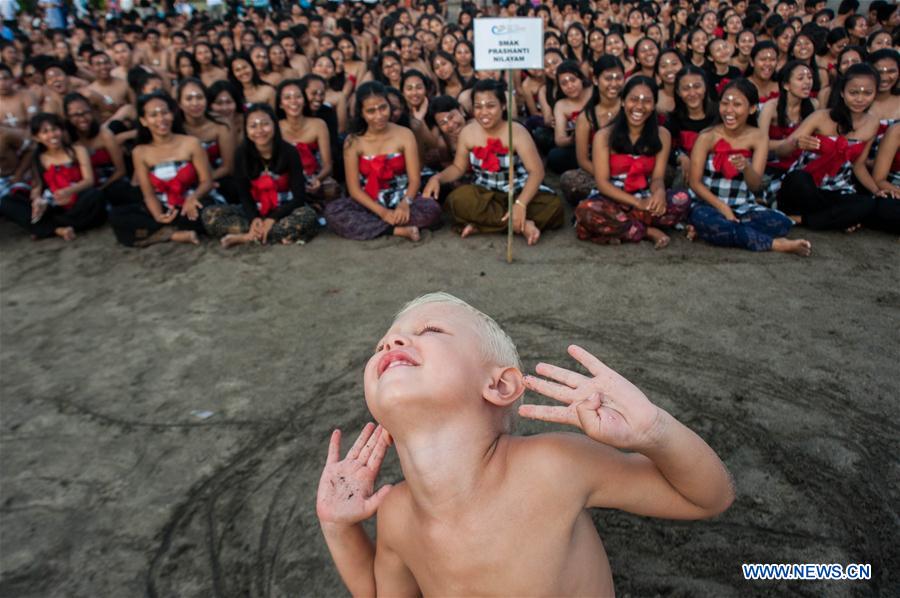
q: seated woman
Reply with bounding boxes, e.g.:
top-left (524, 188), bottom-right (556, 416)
top-left (688, 79), bottom-right (811, 256)
top-left (108, 92), bottom-right (215, 247)
top-left (324, 82), bottom-right (442, 242)
top-left (8, 113), bottom-right (106, 240)
top-left (866, 49), bottom-right (900, 161)
top-left (62, 92), bottom-right (129, 202)
top-left (548, 60), bottom-right (593, 175)
top-left (575, 76), bottom-right (690, 249)
top-left (423, 79), bottom-right (563, 246)
top-left (748, 41), bottom-right (780, 107)
top-left (759, 61), bottom-right (816, 201)
top-left (778, 63), bottom-right (900, 234)
top-left (275, 79), bottom-right (340, 203)
top-left (559, 55), bottom-right (624, 206)
top-left (177, 78), bottom-right (238, 204)
top-left (228, 53), bottom-right (276, 109)
top-left (202, 104), bottom-right (319, 248)
top-left (665, 66), bottom-right (717, 186)
top-left (208, 80), bottom-right (245, 146)
top-left (655, 49), bottom-right (684, 115)
top-left (873, 122), bottom-right (900, 197)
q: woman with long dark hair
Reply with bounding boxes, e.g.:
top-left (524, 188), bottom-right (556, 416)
top-left (778, 64), bottom-right (900, 234)
top-left (194, 41), bottom-right (227, 88)
top-left (9, 112), bottom-right (106, 240)
top-left (759, 61), bottom-right (817, 198)
top-left (655, 49), bottom-right (684, 114)
top-left (665, 66), bottom-right (717, 180)
top-left (228, 52), bottom-right (275, 109)
top-left (108, 92), bottom-right (214, 247)
top-left (177, 78), bottom-right (238, 204)
top-left (207, 80), bottom-right (244, 146)
top-left (276, 79), bottom-right (339, 203)
top-left (575, 76), bottom-right (689, 248)
top-left (62, 93), bottom-right (127, 196)
top-left (432, 50), bottom-right (464, 99)
top-left (748, 41), bottom-right (780, 106)
top-left (867, 49), bottom-right (900, 159)
top-left (325, 82), bottom-right (441, 241)
top-left (872, 123), bottom-right (900, 197)
top-left (424, 80), bottom-right (563, 246)
top-left (548, 60), bottom-right (593, 174)
top-left (311, 54), bottom-right (348, 134)
top-left (688, 79), bottom-right (811, 256)
top-left (559, 55), bottom-right (624, 206)
top-left (201, 103), bottom-right (319, 248)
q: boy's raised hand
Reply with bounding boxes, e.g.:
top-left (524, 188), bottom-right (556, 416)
top-left (519, 345), bottom-right (663, 451)
top-left (316, 423), bottom-right (394, 526)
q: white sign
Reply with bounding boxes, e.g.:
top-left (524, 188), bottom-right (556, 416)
top-left (473, 18), bottom-right (544, 71)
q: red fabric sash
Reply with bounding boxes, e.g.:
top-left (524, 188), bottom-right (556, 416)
top-left (712, 138), bottom-right (752, 179)
top-left (802, 135), bottom-right (865, 185)
top-left (295, 141), bottom-right (320, 175)
top-left (609, 153), bottom-right (655, 193)
top-left (759, 90), bottom-right (780, 104)
top-left (90, 148), bottom-right (111, 167)
top-left (678, 130), bottom-right (700, 153)
top-left (715, 77), bottom-right (732, 97)
top-left (768, 124), bottom-right (801, 170)
top-left (359, 153), bottom-right (406, 200)
top-left (472, 137), bottom-right (508, 173)
top-left (149, 162), bottom-right (198, 208)
top-left (42, 163), bottom-right (83, 210)
top-left (204, 141), bottom-right (220, 164)
top-left (251, 171), bottom-right (290, 217)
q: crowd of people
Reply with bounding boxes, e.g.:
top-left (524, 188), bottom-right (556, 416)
top-left (0, 0), bottom-right (898, 256)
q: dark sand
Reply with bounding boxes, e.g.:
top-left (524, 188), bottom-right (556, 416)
top-left (0, 216), bottom-right (898, 597)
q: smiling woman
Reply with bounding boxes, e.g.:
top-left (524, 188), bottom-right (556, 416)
top-left (324, 82), bottom-right (442, 242)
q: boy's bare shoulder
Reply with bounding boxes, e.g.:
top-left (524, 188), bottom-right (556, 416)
top-left (377, 480), bottom-right (412, 536)
top-left (505, 432), bottom-right (623, 486)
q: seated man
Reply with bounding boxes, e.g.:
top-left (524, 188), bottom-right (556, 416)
top-left (317, 292), bottom-right (735, 596)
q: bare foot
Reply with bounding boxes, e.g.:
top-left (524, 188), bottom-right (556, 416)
top-left (460, 224), bottom-right (479, 238)
top-left (54, 227), bottom-right (76, 241)
top-left (844, 223), bottom-right (863, 234)
top-left (523, 220), bottom-right (541, 245)
top-left (172, 231), bottom-right (200, 245)
top-left (684, 224), bottom-right (697, 242)
top-left (772, 238), bottom-right (812, 256)
top-left (393, 226), bottom-right (421, 241)
top-left (645, 227), bottom-right (670, 249)
top-left (220, 232), bottom-right (253, 248)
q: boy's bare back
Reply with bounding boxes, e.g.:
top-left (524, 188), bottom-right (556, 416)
top-left (316, 296), bottom-right (734, 596)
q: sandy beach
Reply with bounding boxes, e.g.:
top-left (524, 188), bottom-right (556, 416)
top-left (0, 216), bottom-right (897, 597)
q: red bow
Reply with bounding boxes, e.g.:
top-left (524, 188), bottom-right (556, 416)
top-left (205, 142), bottom-right (220, 164)
top-left (149, 163), bottom-right (197, 208)
top-left (712, 138), bottom-right (752, 179)
top-left (251, 172), bottom-right (289, 216)
top-left (360, 153), bottom-right (406, 201)
top-left (803, 135), bottom-right (865, 186)
top-left (472, 137), bottom-right (508, 173)
top-left (609, 154), bottom-right (656, 193)
top-left (678, 130), bottom-right (700, 154)
top-left (296, 141), bottom-right (320, 175)
top-left (715, 78), bottom-right (732, 97)
top-left (42, 164), bottom-right (82, 210)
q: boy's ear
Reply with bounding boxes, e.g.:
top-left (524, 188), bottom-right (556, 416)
top-left (483, 366), bottom-right (525, 408)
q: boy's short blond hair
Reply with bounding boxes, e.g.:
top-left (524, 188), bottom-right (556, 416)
top-left (396, 292), bottom-right (522, 370)
top-left (396, 293), bottom-right (523, 432)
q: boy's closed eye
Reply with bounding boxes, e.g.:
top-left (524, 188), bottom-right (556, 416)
top-left (374, 325), bottom-right (448, 352)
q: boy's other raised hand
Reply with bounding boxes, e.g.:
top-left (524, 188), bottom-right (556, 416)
top-left (519, 345), bottom-right (664, 452)
top-left (316, 423), bottom-right (394, 527)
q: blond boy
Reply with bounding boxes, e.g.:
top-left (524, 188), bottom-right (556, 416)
top-left (317, 293), bottom-right (734, 596)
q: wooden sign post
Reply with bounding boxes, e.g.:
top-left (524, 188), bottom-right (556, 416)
top-left (473, 18), bottom-right (543, 263)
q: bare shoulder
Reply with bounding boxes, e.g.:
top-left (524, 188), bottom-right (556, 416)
top-left (376, 481), bottom-right (412, 543)
top-left (658, 125), bottom-right (672, 144)
top-left (506, 432), bottom-right (620, 479)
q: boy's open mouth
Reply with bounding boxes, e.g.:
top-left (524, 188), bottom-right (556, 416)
top-left (377, 350), bottom-right (420, 378)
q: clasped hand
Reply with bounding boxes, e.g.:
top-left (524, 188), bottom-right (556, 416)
top-left (382, 200), bottom-right (410, 226)
top-left (519, 344), bottom-right (664, 451)
top-left (640, 191), bottom-right (666, 217)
